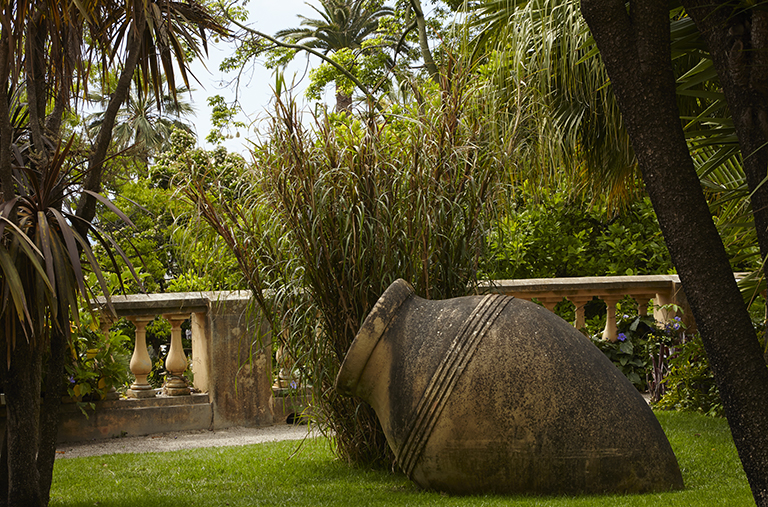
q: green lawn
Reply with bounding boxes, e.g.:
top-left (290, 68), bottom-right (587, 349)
top-left (50, 411), bottom-right (752, 507)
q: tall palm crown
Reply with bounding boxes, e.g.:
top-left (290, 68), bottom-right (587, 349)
top-left (276, 0), bottom-right (394, 111)
top-left (276, 0), bottom-right (394, 52)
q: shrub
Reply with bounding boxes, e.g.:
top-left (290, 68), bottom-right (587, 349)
top-left (485, 192), bottom-right (673, 279)
top-left (656, 334), bottom-right (724, 417)
top-left (65, 316), bottom-right (131, 414)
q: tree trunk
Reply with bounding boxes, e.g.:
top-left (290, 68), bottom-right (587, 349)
top-left (3, 335), bottom-right (44, 507)
top-left (335, 87), bottom-right (353, 113)
top-left (409, 0), bottom-right (439, 82)
top-left (75, 16), bottom-right (145, 237)
top-left (0, 26), bottom-right (14, 202)
top-left (25, 10), bottom-right (50, 164)
top-left (36, 324), bottom-right (67, 506)
top-left (680, 2), bottom-right (768, 271)
top-left (580, 1), bottom-right (768, 504)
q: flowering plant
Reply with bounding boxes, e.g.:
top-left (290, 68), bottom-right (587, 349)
top-left (589, 311), bottom-right (655, 390)
top-left (588, 302), bottom-right (687, 392)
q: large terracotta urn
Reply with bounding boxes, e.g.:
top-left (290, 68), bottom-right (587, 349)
top-left (335, 279), bottom-right (684, 495)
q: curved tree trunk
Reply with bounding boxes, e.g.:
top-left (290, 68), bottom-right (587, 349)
top-left (581, 1), bottom-right (768, 505)
top-left (75, 15), bottom-right (145, 237)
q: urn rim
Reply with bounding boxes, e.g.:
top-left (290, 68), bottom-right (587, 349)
top-left (335, 278), bottom-right (415, 395)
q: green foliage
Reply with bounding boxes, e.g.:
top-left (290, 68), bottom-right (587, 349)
top-left (92, 178), bottom-right (176, 293)
top-left (205, 95), bottom-right (247, 144)
top-left (307, 48), bottom-right (358, 100)
top-left (485, 191), bottom-right (673, 279)
top-left (588, 310), bottom-right (655, 391)
top-left (88, 134), bottom-right (246, 295)
top-left (65, 318), bottom-right (131, 414)
top-left (656, 334), bottom-right (724, 417)
top-left (580, 300), bottom-right (687, 395)
top-left (177, 62), bottom-right (506, 467)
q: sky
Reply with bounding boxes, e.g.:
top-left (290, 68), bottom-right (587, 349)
top-left (187, 1), bottom-right (326, 155)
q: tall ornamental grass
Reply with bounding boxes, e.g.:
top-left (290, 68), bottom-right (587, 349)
top-left (177, 66), bottom-right (513, 466)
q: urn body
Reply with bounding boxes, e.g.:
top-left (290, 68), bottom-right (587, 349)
top-left (336, 279), bottom-right (683, 495)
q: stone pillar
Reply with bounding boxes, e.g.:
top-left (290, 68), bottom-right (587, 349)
top-left (207, 294), bottom-right (273, 428)
top-left (164, 313), bottom-right (191, 396)
top-left (540, 298), bottom-right (559, 312)
top-left (127, 315), bottom-right (157, 398)
top-left (601, 296), bottom-right (621, 342)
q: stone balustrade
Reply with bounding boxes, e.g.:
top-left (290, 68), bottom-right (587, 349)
top-left (55, 274), bottom-right (737, 442)
top-left (481, 275), bottom-right (691, 341)
top-left (95, 291), bottom-right (273, 431)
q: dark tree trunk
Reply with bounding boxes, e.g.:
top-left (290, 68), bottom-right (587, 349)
top-left (0, 27), bottom-right (14, 202)
top-left (75, 16), bottom-right (145, 237)
top-left (36, 324), bottom-right (67, 506)
top-left (3, 336), bottom-right (44, 507)
top-left (680, 2), bottom-right (768, 268)
top-left (335, 88), bottom-right (353, 113)
top-left (25, 11), bottom-right (50, 164)
top-left (580, 1), bottom-right (768, 504)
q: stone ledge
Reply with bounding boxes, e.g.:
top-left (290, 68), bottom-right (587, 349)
top-left (482, 275), bottom-right (681, 297)
top-left (93, 291), bottom-right (253, 317)
top-left (0, 393), bottom-right (215, 443)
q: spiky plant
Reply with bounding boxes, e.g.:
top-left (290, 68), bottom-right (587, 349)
top-left (0, 137), bottom-right (139, 506)
top-left (176, 56), bottom-right (512, 466)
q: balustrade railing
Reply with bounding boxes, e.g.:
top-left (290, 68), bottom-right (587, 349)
top-left (78, 275), bottom-right (738, 440)
top-left (94, 291), bottom-right (273, 430)
top-left (481, 275), bottom-right (691, 341)
top-left (98, 276), bottom-right (703, 406)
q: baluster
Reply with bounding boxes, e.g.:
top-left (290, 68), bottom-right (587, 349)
top-left (127, 315), bottom-right (157, 398)
top-left (540, 298), bottom-right (559, 312)
top-left (164, 314), bottom-right (191, 396)
top-left (653, 291), bottom-right (674, 324)
top-left (273, 343), bottom-right (295, 390)
top-left (601, 296), bottom-right (621, 342)
top-left (567, 296), bottom-right (591, 331)
top-left (635, 294), bottom-right (654, 317)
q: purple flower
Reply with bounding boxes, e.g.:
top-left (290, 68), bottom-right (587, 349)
top-left (617, 333), bottom-right (627, 342)
top-left (68, 376), bottom-right (75, 384)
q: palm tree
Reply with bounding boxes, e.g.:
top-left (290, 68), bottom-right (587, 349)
top-left (276, 0), bottom-right (395, 111)
top-left (471, 0), bottom-right (637, 204)
top-left (472, 3), bottom-right (768, 500)
top-left (85, 79), bottom-right (196, 166)
top-left (470, 0), bottom-right (765, 274)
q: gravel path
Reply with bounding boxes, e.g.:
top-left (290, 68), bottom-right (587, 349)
top-left (55, 424), bottom-right (318, 459)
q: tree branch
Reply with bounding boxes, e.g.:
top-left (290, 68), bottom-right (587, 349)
top-left (229, 17), bottom-right (376, 104)
top-left (409, 0), bottom-right (439, 82)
